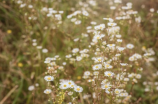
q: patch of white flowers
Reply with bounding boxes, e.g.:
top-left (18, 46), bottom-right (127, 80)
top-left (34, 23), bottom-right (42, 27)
top-left (15, 0), bottom-right (156, 103)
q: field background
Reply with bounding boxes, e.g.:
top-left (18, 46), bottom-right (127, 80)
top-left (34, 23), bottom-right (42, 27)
top-left (0, 0), bottom-right (158, 104)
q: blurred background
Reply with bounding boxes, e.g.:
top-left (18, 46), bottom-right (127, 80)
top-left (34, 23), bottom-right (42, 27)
top-left (0, 0), bottom-right (158, 104)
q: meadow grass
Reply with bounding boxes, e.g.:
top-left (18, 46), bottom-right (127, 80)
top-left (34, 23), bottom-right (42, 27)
top-left (0, 0), bottom-right (158, 104)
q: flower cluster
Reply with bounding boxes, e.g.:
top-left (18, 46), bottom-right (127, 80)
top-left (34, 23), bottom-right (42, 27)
top-left (13, 0), bottom-right (157, 103)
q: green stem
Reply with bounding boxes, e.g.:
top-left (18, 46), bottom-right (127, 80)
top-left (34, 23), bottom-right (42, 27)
top-left (79, 93), bottom-right (84, 104)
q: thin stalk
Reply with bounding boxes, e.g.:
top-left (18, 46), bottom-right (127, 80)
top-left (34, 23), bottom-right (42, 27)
top-left (79, 93), bottom-right (84, 104)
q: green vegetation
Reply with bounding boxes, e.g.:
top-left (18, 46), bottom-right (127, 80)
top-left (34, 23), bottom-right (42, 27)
top-left (0, 0), bottom-right (158, 104)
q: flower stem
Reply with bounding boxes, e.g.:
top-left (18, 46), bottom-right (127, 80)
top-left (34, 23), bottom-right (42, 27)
top-left (79, 93), bottom-right (84, 104)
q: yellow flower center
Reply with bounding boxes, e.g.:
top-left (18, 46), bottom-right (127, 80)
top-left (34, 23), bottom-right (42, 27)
top-left (104, 85), bottom-right (108, 88)
top-left (115, 90), bottom-right (119, 94)
top-left (18, 63), bottom-right (23, 67)
top-left (46, 91), bottom-right (50, 94)
top-left (77, 76), bottom-right (81, 80)
top-left (7, 30), bottom-right (12, 34)
top-left (142, 46), bottom-right (146, 50)
top-left (106, 65), bottom-right (109, 67)
top-left (47, 77), bottom-right (51, 80)
top-left (77, 88), bottom-right (80, 91)
top-left (107, 73), bottom-right (111, 76)
top-left (97, 36), bottom-right (100, 39)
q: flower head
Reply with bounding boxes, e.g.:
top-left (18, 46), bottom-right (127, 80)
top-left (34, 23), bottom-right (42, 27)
top-left (108, 22), bottom-right (117, 26)
top-left (44, 89), bottom-right (51, 94)
top-left (74, 86), bottom-right (83, 92)
top-left (93, 64), bottom-right (102, 70)
top-left (60, 82), bottom-right (69, 89)
top-left (44, 76), bottom-right (54, 81)
top-left (104, 71), bottom-right (115, 77)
